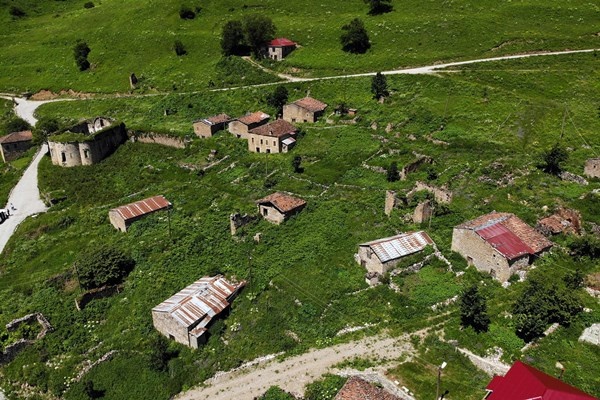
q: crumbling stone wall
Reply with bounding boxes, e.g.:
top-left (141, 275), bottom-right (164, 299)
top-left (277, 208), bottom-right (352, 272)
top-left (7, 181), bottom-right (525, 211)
top-left (230, 213), bottom-right (257, 235)
top-left (384, 190), bottom-right (398, 216)
top-left (131, 131), bottom-right (186, 149)
top-left (1, 313), bottom-right (53, 365)
top-left (400, 156), bottom-right (433, 180)
top-left (410, 181), bottom-right (453, 203)
top-left (584, 158), bottom-right (600, 179)
top-left (413, 200), bottom-right (433, 224)
top-left (75, 285), bottom-right (122, 311)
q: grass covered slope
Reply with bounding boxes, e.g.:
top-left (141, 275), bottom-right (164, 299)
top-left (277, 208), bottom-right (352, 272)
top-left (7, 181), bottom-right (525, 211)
top-left (0, 0), bottom-right (599, 93)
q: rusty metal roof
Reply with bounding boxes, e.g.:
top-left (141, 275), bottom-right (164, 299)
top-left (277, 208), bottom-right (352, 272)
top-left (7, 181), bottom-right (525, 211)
top-left (0, 130), bottom-right (33, 144)
top-left (111, 195), bottom-right (171, 222)
top-left (360, 231), bottom-right (434, 263)
top-left (152, 276), bottom-right (245, 330)
top-left (476, 224), bottom-right (533, 260)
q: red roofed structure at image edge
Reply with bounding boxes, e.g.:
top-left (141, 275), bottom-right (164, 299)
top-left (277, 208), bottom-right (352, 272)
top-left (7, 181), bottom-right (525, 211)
top-left (109, 195), bottom-right (171, 232)
top-left (485, 360), bottom-right (598, 400)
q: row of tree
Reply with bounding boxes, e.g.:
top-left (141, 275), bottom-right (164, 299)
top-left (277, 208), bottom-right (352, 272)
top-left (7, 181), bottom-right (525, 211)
top-left (221, 15), bottom-right (276, 58)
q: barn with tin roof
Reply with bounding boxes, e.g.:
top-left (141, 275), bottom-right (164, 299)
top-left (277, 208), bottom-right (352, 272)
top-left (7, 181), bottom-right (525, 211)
top-left (152, 275), bottom-right (246, 348)
top-left (357, 231), bottom-right (434, 277)
top-left (108, 195), bottom-right (171, 232)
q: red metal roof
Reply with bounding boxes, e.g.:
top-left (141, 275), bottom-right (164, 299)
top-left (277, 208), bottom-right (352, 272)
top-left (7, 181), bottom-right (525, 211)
top-left (486, 361), bottom-right (598, 400)
top-left (111, 195), bottom-right (171, 221)
top-left (269, 38), bottom-right (296, 47)
top-left (0, 130), bottom-right (33, 144)
top-left (476, 223), bottom-right (533, 260)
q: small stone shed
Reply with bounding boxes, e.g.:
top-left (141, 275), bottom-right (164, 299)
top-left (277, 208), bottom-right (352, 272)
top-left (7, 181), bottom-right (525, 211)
top-left (109, 195), bottom-right (171, 232)
top-left (248, 119), bottom-right (298, 153)
top-left (256, 192), bottom-right (306, 224)
top-left (357, 231), bottom-right (434, 276)
top-left (584, 158), bottom-right (600, 179)
top-left (267, 38), bottom-right (297, 61)
top-left (451, 212), bottom-right (553, 282)
top-left (193, 113), bottom-right (231, 138)
top-left (335, 376), bottom-right (401, 400)
top-left (0, 130), bottom-right (33, 163)
top-left (48, 117), bottom-right (127, 167)
top-left (152, 275), bottom-right (245, 349)
top-left (537, 207), bottom-right (581, 236)
top-left (228, 111), bottom-right (270, 139)
top-left (283, 97), bottom-right (328, 123)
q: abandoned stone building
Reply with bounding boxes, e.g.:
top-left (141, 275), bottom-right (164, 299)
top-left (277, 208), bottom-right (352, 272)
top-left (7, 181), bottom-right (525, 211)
top-left (109, 195), bottom-right (171, 232)
top-left (256, 192), bottom-right (306, 224)
top-left (584, 158), bottom-right (600, 179)
top-left (193, 113), bottom-right (231, 138)
top-left (451, 212), bottom-right (553, 283)
top-left (283, 97), bottom-right (328, 123)
top-left (248, 119), bottom-right (298, 153)
top-left (267, 38), bottom-right (297, 61)
top-left (536, 207), bottom-right (581, 236)
top-left (152, 275), bottom-right (245, 349)
top-left (48, 117), bottom-right (127, 167)
top-left (357, 231), bottom-right (434, 276)
top-left (228, 111), bottom-right (270, 139)
top-left (0, 130), bottom-right (33, 163)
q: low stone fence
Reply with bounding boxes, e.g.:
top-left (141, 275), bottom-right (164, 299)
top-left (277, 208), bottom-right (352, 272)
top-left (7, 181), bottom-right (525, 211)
top-left (129, 131), bottom-right (187, 149)
top-left (1, 313), bottom-right (53, 365)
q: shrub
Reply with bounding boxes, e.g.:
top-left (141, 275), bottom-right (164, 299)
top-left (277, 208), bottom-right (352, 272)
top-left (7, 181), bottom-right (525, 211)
top-left (364, 0), bottom-right (393, 15)
top-left (74, 245), bottom-right (135, 290)
top-left (386, 161), bottom-right (398, 182)
top-left (73, 40), bottom-right (91, 71)
top-left (459, 284), bottom-right (490, 333)
top-left (174, 40), bottom-right (187, 56)
top-left (179, 6), bottom-right (195, 19)
top-left (243, 15), bottom-right (276, 58)
top-left (340, 18), bottom-right (370, 54)
top-left (221, 20), bottom-right (246, 56)
top-left (541, 143), bottom-right (568, 175)
top-left (304, 374), bottom-right (347, 400)
top-left (83, 2), bottom-right (95, 9)
top-left (569, 235), bottom-right (600, 259)
top-left (9, 6), bottom-right (26, 18)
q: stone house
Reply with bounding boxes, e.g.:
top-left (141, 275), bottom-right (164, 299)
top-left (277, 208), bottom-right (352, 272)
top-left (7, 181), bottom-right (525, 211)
top-left (228, 111), bottom-right (270, 139)
top-left (48, 117), bottom-right (127, 167)
top-left (109, 195), bottom-right (171, 232)
top-left (537, 207), bottom-right (581, 236)
top-left (0, 130), bottom-right (33, 163)
top-left (357, 231), bottom-right (434, 276)
top-left (451, 212), bottom-right (552, 283)
top-left (256, 192), bottom-right (306, 224)
top-left (584, 158), bottom-right (600, 179)
top-left (267, 38), bottom-right (297, 61)
top-left (335, 376), bottom-right (401, 400)
top-left (283, 97), bottom-right (328, 123)
top-left (248, 119), bottom-right (298, 153)
top-left (193, 113), bottom-right (231, 138)
top-left (152, 275), bottom-right (245, 349)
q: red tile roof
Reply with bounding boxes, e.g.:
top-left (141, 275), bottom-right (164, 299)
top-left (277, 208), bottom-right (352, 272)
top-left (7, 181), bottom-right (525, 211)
top-left (457, 212), bottom-right (552, 260)
top-left (293, 97), bottom-right (328, 113)
top-left (237, 111), bottom-right (270, 126)
top-left (269, 38), bottom-right (296, 47)
top-left (111, 195), bottom-right (171, 222)
top-left (256, 192), bottom-right (306, 213)
top-left (249, 119), bottom-right (297, 137)
top-left (486, 360), bottom-right (598, 400)
top-left (0, 130), bottom-right (33, 144)
top-left (335, 377), bottom-right (401, 400)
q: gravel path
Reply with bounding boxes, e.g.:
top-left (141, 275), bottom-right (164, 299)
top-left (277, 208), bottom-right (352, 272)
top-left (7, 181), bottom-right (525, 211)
top-left (175, 332), bottom-right (418, 400)
top-left (0, 144), bottom-right (48, 254)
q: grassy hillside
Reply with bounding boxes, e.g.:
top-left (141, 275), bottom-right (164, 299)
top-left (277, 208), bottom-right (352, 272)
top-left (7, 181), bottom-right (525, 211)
top-left (0, 52), bottom-right (598, 399)
top-left (0, 0), bottom-right (598, 93)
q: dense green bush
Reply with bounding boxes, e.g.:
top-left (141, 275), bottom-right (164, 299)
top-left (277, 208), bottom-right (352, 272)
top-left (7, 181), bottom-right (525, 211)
top-left (257, 386), bottom-right (296, 400)
top-left (9, 6), bottom-right (26, 18)
top-left (73, 40), bottom-right (91, 71)
top-left (304, 374), bottom-right (347, 400)
top-left (84, 2), bottom-right (95, 9)
top-left (340, 18), bottom-right (370, 54)
top-left (179, 6), bottom-right (195, 19)
top-left (74, 245), bottom-right (135, 290)
top-left (174, 40), bottom-right (187, 56)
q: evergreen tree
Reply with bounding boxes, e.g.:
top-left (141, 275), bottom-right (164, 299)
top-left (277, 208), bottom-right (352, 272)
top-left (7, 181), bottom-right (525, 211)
top-left (340, 18), bottom-right (371, 54)
top-left (364, 0), bottom-right (393, 15)
top-left (386, 161), bottom-right (399, 182)
top-left (32, 117), bottom-right (59, 145)
top-left (460, 284), bottom-right (490, 333)
top-left (174, 40), bottom-right (187, 56)
top-left (221, 20), bottom-right (245, 56)
top-left (266, 86), bottom-right (288, 116)
top-left (243, 15), bottom-right (276, 58)
top-left (371, 72), bottom-right (389, 100)
top-left (292, 156), bottom-right (302, 173)
top-left (541, 143), bottom-right (568, 175)
top-left (73, 40), bottom-right (91, 71)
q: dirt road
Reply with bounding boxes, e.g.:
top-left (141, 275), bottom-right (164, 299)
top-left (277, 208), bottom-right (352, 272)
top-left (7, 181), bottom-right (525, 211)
top-left (175, 333), bottom-right (417, 400)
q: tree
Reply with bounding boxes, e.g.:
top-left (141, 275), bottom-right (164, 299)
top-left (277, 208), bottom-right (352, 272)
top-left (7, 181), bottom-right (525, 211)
top-left (292, 156), bottom-right (303, 173)
top-left (73, 40), bottom-right (91, 71)
top-left (243, 15), bottom-right (276, 58)
top-left (541, 143), bottom-right (568, 175)
top-left (9, 6), bottom-right (26, 18)
top-left (460, 284), bottom-right (490, 333)
top-left (340, 18), bottom-right (371, 54)
top-left (386, 161), bottom-right (398, 182)
top-left (221, 20), bottom-right (246, 56)
top-left (148, 334), bottom-right (171, 372)
top-left (364, 0), bottom-right (393, 15)
top-left (371, 72), bottom-right (388, 100)
top-left (74, 245), bottom-right (135, 290)
top-left (173, 40), bottom-right (187, 56)
top-left (514, 313), bottom-right (546, 343)
top-left (33, 117), bottom-right (59, 145)
top-left (266, 86), bottom-right (288, 116)
top-left (2, 117), bottom-right (31, 135)
top-left (564, 269), bottom-right (584, 290)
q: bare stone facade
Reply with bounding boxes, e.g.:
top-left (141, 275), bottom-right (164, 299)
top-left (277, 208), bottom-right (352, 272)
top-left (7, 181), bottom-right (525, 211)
top-left (130, 131), bottom-right (186, 149)
top-left (283, 97), bottom-right (327, 123)
top-left (413, 200), bottom-right (433, 224)
top-left (409, 181), bottom-right (453, 204)
top-left (584, 158), bottom-right (600, 179)
top-left (228, 112), bottom-right (270, 139)
top-left (193, 114), bottom-right (231, 139)
top-left (48, 118), bottom-right (127, 167)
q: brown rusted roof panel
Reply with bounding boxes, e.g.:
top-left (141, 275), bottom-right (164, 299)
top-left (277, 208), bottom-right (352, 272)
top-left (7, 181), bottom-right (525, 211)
top-left (256, 192), bottom-right (306, 213)
top-left (0, 130), bottom-right (33, 144)
top-left (111, 195), bottom-right (171, 222)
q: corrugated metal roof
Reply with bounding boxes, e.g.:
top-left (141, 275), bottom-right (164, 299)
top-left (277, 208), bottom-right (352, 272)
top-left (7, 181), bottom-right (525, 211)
top-left (282, 137), bottom-right (296, 145)
top-left (486, 361), bottom-right (598, 400)
top-left (476, 223), bottom-right (533, 260)
top-left (153, 276), bottom-right (245, 330)
top-left (111, 195), bottom-right (171, 222)
top-left (360, 231), bottom-right (434, 263)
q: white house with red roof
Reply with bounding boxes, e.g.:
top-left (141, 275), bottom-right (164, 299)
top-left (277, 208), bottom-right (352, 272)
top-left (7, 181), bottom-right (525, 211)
top-left (452, 212), bottom-right (553, 282)
top-left (108, 195), bottom-right (172, 232)
top-left (267, 38), bottom-right (296, 61)
top-left (485, 360), bottom-right (598, 400)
